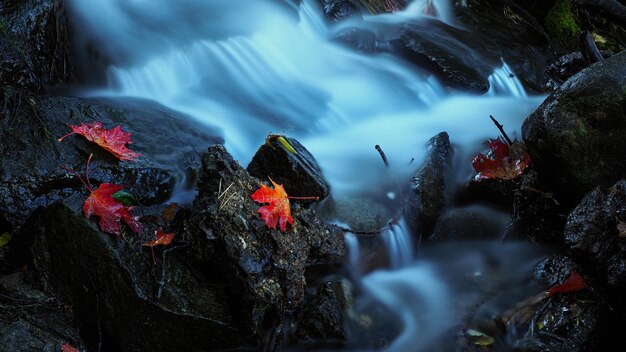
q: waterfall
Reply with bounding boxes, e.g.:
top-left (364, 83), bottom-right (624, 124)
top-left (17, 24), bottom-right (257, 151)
top-left (67, 0), bottom-right (549, 350)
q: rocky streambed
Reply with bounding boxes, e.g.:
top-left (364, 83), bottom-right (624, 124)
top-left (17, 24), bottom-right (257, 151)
top-left (1, 0), bottom-right (626, 351)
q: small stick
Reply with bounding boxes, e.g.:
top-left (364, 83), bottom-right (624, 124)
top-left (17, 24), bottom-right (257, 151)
top-left (375, 145), bottom-right (389, 167)
top-left (489, 115), bottom-right (513, 145)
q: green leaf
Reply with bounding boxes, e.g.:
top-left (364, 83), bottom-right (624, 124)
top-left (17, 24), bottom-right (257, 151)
top-left (277, 136), bottom-right (298, 155)
top-left (113, 190), bottom-right (136, 206)
top-left (0, 232), bottom-right (12, 248)
top-left (467, 329), bottom-right (494, 346)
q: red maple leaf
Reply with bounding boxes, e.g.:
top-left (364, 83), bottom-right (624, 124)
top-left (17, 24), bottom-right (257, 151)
top-left (547, 269), bottom-right (589, 297)
top-left (61, 343), bottom-right (79, 352)
top-left (472, 138), bottom-right (530, 180)
top-left (58, 121), bottom-right (141, 161)
top-left (142, 228), bottom-right (175, 247)
top-left (251, 178), bottom-right (318, 232)
top-left (84, 183), bottom-right (142, 236)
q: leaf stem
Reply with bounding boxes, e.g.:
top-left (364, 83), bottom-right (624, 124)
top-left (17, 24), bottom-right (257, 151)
top-left (287, 196), bottom-right (319, 201)
top-left (86, 153), bottom-right (94, 192)
top-left (57, 131), bottom-right (75, 142)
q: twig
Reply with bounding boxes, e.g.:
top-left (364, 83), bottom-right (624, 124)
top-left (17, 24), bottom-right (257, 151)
top-left (375, 145), bottom-right (389, 167)
top-left (489, 115), bottom-right (513, 145)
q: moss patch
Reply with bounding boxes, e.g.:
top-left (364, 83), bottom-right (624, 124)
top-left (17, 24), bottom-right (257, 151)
top-left (545, 0), bottom-right (580, 45)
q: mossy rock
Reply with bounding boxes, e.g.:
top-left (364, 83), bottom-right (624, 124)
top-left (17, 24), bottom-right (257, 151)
top-left (545, 0), bottom-right (580, 47)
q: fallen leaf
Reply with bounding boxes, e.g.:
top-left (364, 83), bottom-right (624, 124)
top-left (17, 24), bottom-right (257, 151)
top-left (618, 220), bottom-right (626, 237)
top-left (251, 179), bottom-right (294, 232)
top-left (548, 269), bottom-right (588, 296)
top-left (58, 121), bottom-right (141, 161)
top-left (84, 183), bottom-right (142, 236)
top-left (472, 138), bottom-right (530, 180)
top-left (142, 228), bottom-right (175, 247)
top-left (161, 203), bottom-right (179, 222)
top-left (466, 329), bottom-right (494, 346)
top-left (61, 343), bottom-right (79, 352)
top-left (0, 232), bottom-right (11, 248)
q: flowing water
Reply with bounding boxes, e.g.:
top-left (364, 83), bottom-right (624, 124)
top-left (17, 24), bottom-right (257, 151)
top-left (67, 0), bottom-right (549, 350)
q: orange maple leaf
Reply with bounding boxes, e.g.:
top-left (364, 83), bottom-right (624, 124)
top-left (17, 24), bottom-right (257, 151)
top-left (84, 183), bottom-right (142, 236)
top-left (472, 138), bottom-right (530, 180)
top-left (251, 178), bottom-right (318, 232)
top-left (58, 121), bottom-right (141, 161)
top-left (142, 228), bottom-right (175, 247)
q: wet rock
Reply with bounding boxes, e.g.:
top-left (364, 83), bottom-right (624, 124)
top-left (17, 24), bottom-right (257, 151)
top-left (545, 51), bottom-right (614, 90)
top-left (392, 20), bottom-right (494, 93)
top-left (247, 135), bottom-right (331, 200)
top-left (0, 272), bottom-right (85, 352)
top-left (320, 197), bottom-right (392, 233)
top-left (293, 280), bottom-right (351, 342)
top-left (188, 145), bottom-right (345, 341)
top-left (0, 0), bottom-right (74, 91)
top-left (454, 0), bottom-right (554, 93)
top-left (318, 0), bottom-right (359, 23)
top-left (429, 206), bottom-right (510, 242)
top-left (522, 51), bottom-right (626, 202)
top-left (333, 27), bottom-right (390, 53)
top-left (564, 180), bottom-right (626, 292)
top-left (0, 90), bottom-right (222, 227)
top-left (404, 132), bottom-right (452, 238)
top-left (13, 194), bottom-right (253, 351)
top-left (463, 178), bottom-right (517, 209)
top-left (503, 254), bottom-right (606, 352)
top-left (505, 169), bottom-right (567, 243)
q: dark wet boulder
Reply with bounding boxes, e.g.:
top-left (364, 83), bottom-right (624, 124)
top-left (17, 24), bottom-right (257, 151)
top-left (564, 180), bottom-right (626, 292)
top-left (0, 0), bottom-right (73, 91)
top-left (187, 145), bottom-right (345, 342)
top-left (429, 206), bottom-right (510, 242)
top-left (247, 135), bottom-right (331, 200)
top-left (545, 51), bottom-right (614, 90)
top-left (292, 280), bottom-right (351, 343)
top-left (404, 132), bottom-right (452, 238)
top-left (505, 169), bottom-right (567, 243)
top-left (504, 254), bottom-right (606, 352)
top-left (0, 272), bottom-right (86, 352)
top-left (522, 51), bottom-right (626, 202)
top-left (333, 27), bottom-right (390, 53)
top-left (13, 195), bottom-right (249, 351)
top-left (392, 20), bottom-right (494, 93)
top-left (454, 0), bottom-right (554, 93)
top-left (0, 89), bottom-right (222, 227)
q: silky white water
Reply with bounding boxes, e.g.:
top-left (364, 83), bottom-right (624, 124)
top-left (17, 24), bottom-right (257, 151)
top-left (67, 0), bottom-right (547, 350)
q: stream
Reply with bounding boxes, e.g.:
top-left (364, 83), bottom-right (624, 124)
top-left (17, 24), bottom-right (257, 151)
top-left (66, 0), bottom-right (550, 350)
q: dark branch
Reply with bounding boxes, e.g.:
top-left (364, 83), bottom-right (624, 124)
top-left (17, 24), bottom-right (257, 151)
top-left (579, 30), bottom-right (603, 64)
top-left (489, 115), bottom-right (513, 145)
top-left (375, 144), bottom-right (389, 167)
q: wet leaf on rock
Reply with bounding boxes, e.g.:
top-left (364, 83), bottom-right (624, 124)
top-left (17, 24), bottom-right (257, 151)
top-left (0, 232), bottom-right (11, 248)
top-left (142, 228), bottom-right (175, 247)
top-left (84, 183), bottom-right (142, 236)
top-left (618, 220), bottom-right (626, 237)
top-left (61, 343), bottom-right (79, 352)
top-left (58, 121), bottom-right (141, 161)
top-left (251, 178), bottom-right (294, 232)
top-left (466, 329), bottom-right (494, 346)
top-left (547, 269), bottom-right (588, 296)
top-left (472, 138), bottom-right (530, 180)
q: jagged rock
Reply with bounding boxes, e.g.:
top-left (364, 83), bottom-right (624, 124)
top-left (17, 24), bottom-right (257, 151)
top-left (187, 145), bottom-right (345, 342)
top-left (522, 51), bottom-right (626, 202)
top-left (333, 27), bottom-right (389, 53)
top-left (504, 254), bottom-right (606, 352)
top-left (404, 132), bottom-right (452, 238)
top-left (545, 51), bottom-right (614, 90)
top-left (0, 272), bottom-right (86, 352)
top-left (247, 136), bottom-right (331, 200)
top-left (564, 180), bottom-right (626, 292)
top-left (429, 206), bottom-right (509, 242)
top-left (505, 169), bottom-right (567, 243)
top-left (293, 280), bottom-right (351, 342)
top-left (0, 89), bottom-right (222, 227)
top-left (12, 195), bottom-right (249, 351)
top-left (0, 0), bottom-right (73, 91)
